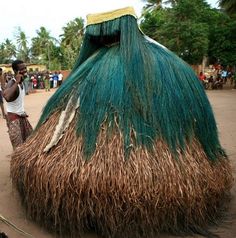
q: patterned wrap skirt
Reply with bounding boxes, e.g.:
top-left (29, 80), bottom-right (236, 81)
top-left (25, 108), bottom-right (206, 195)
top-left (7, 112), bottom-right (33, 149)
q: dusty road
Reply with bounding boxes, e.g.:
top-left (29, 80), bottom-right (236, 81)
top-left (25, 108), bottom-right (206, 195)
top-left (0, 89), bottom-right (235, 238)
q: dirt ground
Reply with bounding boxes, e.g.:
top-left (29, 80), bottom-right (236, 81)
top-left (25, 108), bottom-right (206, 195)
top-left (0, 89), bottom-right (235, 238)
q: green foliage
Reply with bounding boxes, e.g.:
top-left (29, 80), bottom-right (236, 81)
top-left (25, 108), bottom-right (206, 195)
top-left (60, 17), bottom-right (84, 69)
top-left (60, 17), bottom-right (84, 45)
top-left (141, 0), bottom-right (212, 64)
top-left (31, 27), bottom-right (59, 69)
top-left (208, 12), bottom-right (236, 66)
top-left (0, 2), bottom-right (235, 68)
top-left (219, 0), bottom-right (236, 15)
top-left (0, 18), bottom-right (83, 68)
top-left (0, 39), bottom-right (16, 63)
top-left (15, 27), bottom-right (30, 62)
top-left (140, 9), bottom-right (166, 40)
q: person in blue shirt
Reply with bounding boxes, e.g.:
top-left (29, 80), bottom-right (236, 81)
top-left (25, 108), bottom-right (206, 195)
top-left (52, 71), bottom-right (58, 88)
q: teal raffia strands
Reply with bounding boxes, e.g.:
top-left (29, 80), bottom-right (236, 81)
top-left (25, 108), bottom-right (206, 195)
top-left (37, 15), bottom-right (222, 160)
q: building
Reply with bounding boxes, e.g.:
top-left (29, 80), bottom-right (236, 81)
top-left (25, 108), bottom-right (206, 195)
top-left (0, 63), bottom-right (46, 73)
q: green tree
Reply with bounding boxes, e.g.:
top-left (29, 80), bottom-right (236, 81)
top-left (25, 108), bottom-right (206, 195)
top-left (219, 0), bottom-right (236, 15)
top-left (31, 26), bottom-right (58, 69)
top-left (61, 17), bottom-right (84, 46)
top-left (0, 43), bottom-right (7, 63)
top-left (0, 39), bottom-right (16, 63)
top-left (140, 8), bottom-right (167, 40)
top-left (60, 17), bottom-right (84, 69)
top-left (142, 0), bottom-right (179, 10)
top-left (48, 44), bottom-right (63, 70)
top-left (15, 27), bottom-right (30, 62)
top-left (142, 0), bottom-right (162, 11)
top-left (208, 10), bottom-right (236, 66)
top-left (141, 0), bottom-right (211, 64)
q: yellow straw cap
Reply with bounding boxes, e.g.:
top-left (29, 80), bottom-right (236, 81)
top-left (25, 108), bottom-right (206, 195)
top-left (86, 7), bottom-right (137, 26)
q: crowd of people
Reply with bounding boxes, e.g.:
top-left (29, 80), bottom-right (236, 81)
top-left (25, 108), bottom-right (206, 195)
top-left (198, 65), bottom-right (236, 90)
top-left (2, 70), bottom-right (64, 95)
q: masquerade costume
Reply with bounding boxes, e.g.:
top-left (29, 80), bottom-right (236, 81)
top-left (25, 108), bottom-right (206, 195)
top-left (11, 7), bottom-right (232, 238)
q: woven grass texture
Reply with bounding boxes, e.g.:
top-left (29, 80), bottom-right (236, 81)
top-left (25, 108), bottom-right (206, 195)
top-left (11, 112), bottom-right (233, 237)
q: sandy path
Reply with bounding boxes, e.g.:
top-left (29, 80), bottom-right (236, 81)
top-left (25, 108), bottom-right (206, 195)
top-left (0, 89), bottom-right (235, 238)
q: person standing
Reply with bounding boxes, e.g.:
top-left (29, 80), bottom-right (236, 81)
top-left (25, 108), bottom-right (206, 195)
top-left (23, 73), bottom-right (30, 95)
top-left (49, 72), bottom-right (53, 89)
top-left (44, 71), bottom-right (50, 92)
top-left (52, 71), bottom-right (58, 88)
top-left (58, 71), bottom-right (63, 87)
top-left (221, 69), bottom-right (227, 84)
top-left (3, 60), bottom-right (33, 149)
top-left (198, 71), bottom-right (206, 82)
top-left (0, 68), bottom-right (6, 119)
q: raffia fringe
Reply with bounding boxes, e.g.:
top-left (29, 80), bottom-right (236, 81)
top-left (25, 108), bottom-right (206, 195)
top-left (10, 112), bottom-right (233, 237)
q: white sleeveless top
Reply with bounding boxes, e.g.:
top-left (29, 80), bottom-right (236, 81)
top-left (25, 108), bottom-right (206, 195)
top-left (6, 79), bottom-right (25, 115)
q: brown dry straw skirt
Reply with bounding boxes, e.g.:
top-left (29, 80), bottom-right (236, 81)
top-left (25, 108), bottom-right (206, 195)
top-left (11, 112), bottom-right (233, 237)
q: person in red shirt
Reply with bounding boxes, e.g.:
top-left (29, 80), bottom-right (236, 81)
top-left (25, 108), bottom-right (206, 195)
top-left (198, 71), bottom-right (206, 81)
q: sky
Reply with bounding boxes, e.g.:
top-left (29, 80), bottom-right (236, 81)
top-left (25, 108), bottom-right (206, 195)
top-left (0, 0), bottom-right (219, 43)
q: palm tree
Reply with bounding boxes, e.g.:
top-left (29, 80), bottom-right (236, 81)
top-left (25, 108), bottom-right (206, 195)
top-left (0, 43), bottom-right (6, 63)
top-left (61, 17), bottom-right (84, 46)
top-left (142, 0), bottom-right (162, 11)
top-left (142, 0), bottom-right (178, 11)
top-left (219, 0), bottom-right (236, 15)
top-left (31, 26), bottom-right (57, 69)
top-left (15, 27), bottom-right (30, 62)
top-left (60, 18), bottom-right (84, 69)
top-left (3, 39), bottom-right (16, 62)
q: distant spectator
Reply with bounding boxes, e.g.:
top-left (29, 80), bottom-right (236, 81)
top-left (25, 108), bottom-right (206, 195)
top-left (198, 71), bottom-right (206, 81)
top-left (58, 71), bottom-right (63, 86)
top-left (198, 72), bottom-right (206, 87)
top-left (49, 72), bottom-right (53, 88)
top-left (23, 74), bottom-right (30, 95)
top-left (30, 75), bottom-right (35, 91)
top-left (212, 75), bottom-right (223, 90)
top-left (53, 71), bottom-right (58, 88)
top-left (44, 72), bottom-right (50, 92)
top-left (38, 74), bottom-right (44, 89)
top-left (221, 69), bottom-right (227, 84)
top-left (208, 75), bottom-right (214, 89)
top-left (32, 75), bottom-right (37, 89)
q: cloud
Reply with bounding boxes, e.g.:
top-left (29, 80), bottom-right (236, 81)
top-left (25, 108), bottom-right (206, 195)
top-left (0, 0), bottom-right (144, 42)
